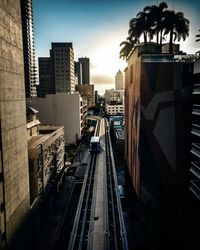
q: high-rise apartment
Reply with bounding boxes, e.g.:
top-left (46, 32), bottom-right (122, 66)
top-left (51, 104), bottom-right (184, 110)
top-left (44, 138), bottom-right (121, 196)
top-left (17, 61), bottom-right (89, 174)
top-left (20, 0), bottom-right (37, 98)
top-left (78, 57), bottom-right (90, 85)
top-left (51, 43), bottom-right (75, 93)
top-left (115, 69), bottom-right (124, 90)
top-left (75, 61), bottom-right (83, 85)
top-left (0, 0), bottom-right (30, 248)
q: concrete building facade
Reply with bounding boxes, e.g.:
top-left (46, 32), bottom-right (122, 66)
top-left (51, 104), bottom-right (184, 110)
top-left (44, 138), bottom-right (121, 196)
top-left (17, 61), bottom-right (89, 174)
top-left (27, 93), bottom-right (83, 145)
top-left (78, 57), bottom-right (90, 85)
top-left (20, 0), bottom-right (37, 98)
top-left (0, 0), bottom-right (30, 247)
top-left (115, 69), bottom-right (124, 90)
top-left (27, 108), bottom-right (65, 204)
top-left (125, 43), bottom-right (193, 200)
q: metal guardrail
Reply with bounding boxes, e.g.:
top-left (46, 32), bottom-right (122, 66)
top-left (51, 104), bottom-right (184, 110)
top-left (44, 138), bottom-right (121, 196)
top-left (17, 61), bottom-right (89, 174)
top-left (104, 119), bottom-right (128, 250)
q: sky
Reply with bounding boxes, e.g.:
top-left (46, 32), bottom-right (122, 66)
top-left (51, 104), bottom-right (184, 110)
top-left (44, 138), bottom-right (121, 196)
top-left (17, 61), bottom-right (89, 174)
top-left (33, 0), bottom-right (200, 93)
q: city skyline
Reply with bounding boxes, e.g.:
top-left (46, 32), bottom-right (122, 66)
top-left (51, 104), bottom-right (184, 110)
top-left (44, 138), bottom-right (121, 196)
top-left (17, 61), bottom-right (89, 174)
top-left (33, 0), bottom-right (200, 90)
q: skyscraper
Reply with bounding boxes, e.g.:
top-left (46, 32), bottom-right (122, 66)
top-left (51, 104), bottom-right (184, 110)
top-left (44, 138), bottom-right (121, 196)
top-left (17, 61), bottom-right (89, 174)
top-left (20, 0), bottom-right (37, 98)
top-left (51, 43), bottom-right (75, 93)
top-left (0, 0), bottom-right (30, 248)
top-left (78, 57), bottom-right (90, 85)
top-left (37, 57), bottom-right (53, 97)
top-left (115, 69), bottom-right (124, 90)
top-left (75, 61), bottom-right (83, 85)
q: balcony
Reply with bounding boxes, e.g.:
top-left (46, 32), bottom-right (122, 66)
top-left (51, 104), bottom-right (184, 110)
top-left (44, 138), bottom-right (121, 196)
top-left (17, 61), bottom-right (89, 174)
top-left (190, 162), bottom-right (200, 179)
top-left (190, 180), bottom-right (200, 200)
top-left (193, 84), bottom-right (200, 94)
top-left (191, 124), bottom-right (200, 137)
top-left (191, 143), bottom-right (200, 158)
top-left (192, 104), bottom-right (200, 115)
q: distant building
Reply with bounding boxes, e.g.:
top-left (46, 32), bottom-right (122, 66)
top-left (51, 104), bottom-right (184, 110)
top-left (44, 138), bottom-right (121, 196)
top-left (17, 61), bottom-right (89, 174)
top-left (27, 107), bottom-right (65, 204)
top-left (20, 0), bottom-right (37, 97)
top-left (75, 84), bottom-right (95, 107)
top-left (37, 57), bottom-right (53, 97)
top-left (115, 70), bottom-right (124, 90)
top-left (0, 1), bottom-right (30, 248)
top-left (78, 57), bottom-right (90, 85)
top-left (105, 89), bottom-right (124, 104)
top-left (125, 43), bottom-right (193, 200)
top-left (75, 61), bottom-right (83, 85)
top-left (106, 104), bottom-right (124, 115)
top-left (27, 93), bottom-right (85, 145)
top-left (51, 43), bottom-right (75, 93)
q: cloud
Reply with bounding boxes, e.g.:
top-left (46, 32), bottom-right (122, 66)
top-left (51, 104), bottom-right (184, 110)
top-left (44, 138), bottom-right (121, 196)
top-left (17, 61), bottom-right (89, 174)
top-left (91, 74), bottom-right (114, 84)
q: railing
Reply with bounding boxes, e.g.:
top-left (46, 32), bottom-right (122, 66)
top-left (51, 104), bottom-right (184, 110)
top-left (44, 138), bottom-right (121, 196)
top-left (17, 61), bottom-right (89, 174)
top-left (191, 124), bottom-right (200, 137)
top-left (193, 84), bottom-right (200, 94)
top-left (190, 180), bottom-right (200, 200)
top-left (190, 161), bottom-right (200, 179)
top-left (192, 105), bottom-right (200, 115)
top-left (191, 143), bottom-right (200, 158)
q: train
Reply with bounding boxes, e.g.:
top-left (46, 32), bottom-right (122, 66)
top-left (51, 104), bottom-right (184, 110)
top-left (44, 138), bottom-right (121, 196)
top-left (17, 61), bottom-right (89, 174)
top-left (90, 136), bottom-right (100, 153)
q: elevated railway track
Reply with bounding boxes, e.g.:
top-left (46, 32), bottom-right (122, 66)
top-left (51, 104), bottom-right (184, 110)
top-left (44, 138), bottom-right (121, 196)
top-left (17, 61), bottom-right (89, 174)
top-left (58, 117), bottom-right (128, 250)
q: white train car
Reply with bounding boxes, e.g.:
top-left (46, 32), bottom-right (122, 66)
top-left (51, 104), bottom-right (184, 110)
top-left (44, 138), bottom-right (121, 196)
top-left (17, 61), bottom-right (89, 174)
top-left (90, 136), bottom-right (100, 153)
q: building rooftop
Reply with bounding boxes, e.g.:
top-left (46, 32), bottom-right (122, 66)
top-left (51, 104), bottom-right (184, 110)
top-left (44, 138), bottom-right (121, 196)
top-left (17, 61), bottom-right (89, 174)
top-left (28, 125), bottom-right (63, 148)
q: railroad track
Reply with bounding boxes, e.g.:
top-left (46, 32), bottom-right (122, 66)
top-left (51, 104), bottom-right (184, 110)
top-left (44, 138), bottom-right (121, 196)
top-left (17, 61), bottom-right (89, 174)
top-left (104, 119), bottom-right (128, 250)
top-left (67, 117), bottom-right (128, 250)
top-left (67, 119), bottom-right (100, 250)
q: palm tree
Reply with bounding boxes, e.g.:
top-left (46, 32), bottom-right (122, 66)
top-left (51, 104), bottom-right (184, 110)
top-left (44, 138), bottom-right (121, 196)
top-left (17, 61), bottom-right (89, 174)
top-left (129, 10), bottom-right (151, 46)
top-left (163, 10), bottom-right (189, 53)
top-left (196, 29), bottom-right (200, 42)
top-left (144, 2), bottom-right (168, 48)
top-left (119, 37), bottom-right (137, 60)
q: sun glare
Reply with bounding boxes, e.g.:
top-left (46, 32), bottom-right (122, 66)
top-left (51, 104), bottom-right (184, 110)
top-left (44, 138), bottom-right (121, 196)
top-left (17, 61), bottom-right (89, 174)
top-left (89, 39), bottom-right (126, 81)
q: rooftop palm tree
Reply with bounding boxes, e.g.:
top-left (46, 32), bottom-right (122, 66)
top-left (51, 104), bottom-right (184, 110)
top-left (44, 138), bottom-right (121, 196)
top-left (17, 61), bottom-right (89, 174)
top-left (163, 10), bottom-right (189, 53)
top-left (196, 29), bottom-right (200, 42)
top-left (119, 37), bottom-right (137, 60)
top-left (129, 10), bottom-right (151, 46)
top-left (144, 2), bottom-right (168, 48)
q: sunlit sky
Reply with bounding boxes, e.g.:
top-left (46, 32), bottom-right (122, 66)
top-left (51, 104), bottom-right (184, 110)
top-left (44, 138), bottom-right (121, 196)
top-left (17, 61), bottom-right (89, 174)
top-left (33, 0), bottom-right (200, 90)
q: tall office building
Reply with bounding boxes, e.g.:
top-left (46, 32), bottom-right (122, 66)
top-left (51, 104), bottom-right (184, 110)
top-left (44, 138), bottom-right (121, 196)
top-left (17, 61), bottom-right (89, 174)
top-left (75, 61), bottom-right (83, 85)
top-left (51, 43), bottom-right (75, 93)
top-left (37, 57), bottom-right (53, 97)
top-left (115, 70), bottom-right (124, 90)
top-left (20, 0), bottom-right (37, 98)
top-left (0, 0), bottom-right (30, 248)
top-left (78, 57), bottom-right (90, 85)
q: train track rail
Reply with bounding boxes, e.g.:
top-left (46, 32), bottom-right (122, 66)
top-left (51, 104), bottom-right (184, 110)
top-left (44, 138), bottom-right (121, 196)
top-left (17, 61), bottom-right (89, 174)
top-left (104, 119), bottom-right (128, 250)
top-left (67, 117), bottom-right (128, 250)
top-left (67, 119), bottom-right (100, 250)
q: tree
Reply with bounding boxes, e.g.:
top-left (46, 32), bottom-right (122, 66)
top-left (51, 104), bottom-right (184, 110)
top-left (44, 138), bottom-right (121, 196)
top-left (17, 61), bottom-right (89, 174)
top-left (144, 2), bottom-right (168, 48)
top-left (163, 10), bottom-right (189, 53)
top-left (119, 37), bottom-right (137, 60)
top-left (129, 11), bottom-right (149, 46)
top-left (196, 29), bottom-right (200, 42)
